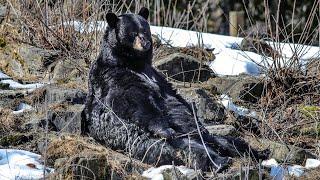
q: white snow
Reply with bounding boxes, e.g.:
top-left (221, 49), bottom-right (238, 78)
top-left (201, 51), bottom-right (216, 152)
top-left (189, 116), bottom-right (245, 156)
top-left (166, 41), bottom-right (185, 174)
top-left (262, 158), bottom-right (320, 178)
top-left (63, 21), bottom-right (319, 76)
top-left (0, 71), bottom-right (11, 80)
top-left (305, 158), bottom-right (320, 169)
top-left (142, 165), bottom-right (197, 180)
top-left (267, 41), bottom-right (320, 60)
top-left (12, 103), bottom-right (33, 115)
top-left (0, 149), bottom-right (54, 180)
top-left (261, 158), bottom-right (278, 167)
top-left (0, 79), bottom-right (44, 90)
top-left (287, 165), bottom-right (304, 177)
top-left (220, 94), bottom-right (257, 118)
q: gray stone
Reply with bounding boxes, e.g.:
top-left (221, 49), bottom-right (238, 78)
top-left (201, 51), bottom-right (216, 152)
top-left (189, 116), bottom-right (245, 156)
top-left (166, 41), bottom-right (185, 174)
top-left (206, 124), bottom-right (237, 136)
top-left (0, 43), bottom-right (60, 80)
top-left (177, 87), bottom-right (226, 123)
top-left (0, 89), bottom-right (27, 109)
top-left (46, 86), bottom-right (86, 105)
top-left (306, 58), bottom-right (320, 77)
top-left (154, 53), bottom-right (214, 82)
top-left (207, 75), bottom-right (264, 103)
top-left (240, 37), bottom-right (279, 58)
top-left (47, 104), bottom-right (84, 134)
top-left (22, 118), bottom-right (46, 131)
top-left (0, 5), bottom-right (6, 24)
top-left (19, 45), bottom-right (59, 76)
top-left (249, 138), bottom-right (316, 164)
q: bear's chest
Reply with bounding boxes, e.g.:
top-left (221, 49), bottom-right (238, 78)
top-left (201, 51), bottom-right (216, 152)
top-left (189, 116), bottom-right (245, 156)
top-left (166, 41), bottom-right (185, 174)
top-left (134, 72), bottom-right (160, 91)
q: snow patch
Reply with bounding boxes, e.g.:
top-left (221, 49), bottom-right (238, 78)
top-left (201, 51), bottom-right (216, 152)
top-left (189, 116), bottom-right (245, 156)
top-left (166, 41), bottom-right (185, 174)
top-left (0, 80), bottom-right (44, 90)
top-left (305, 158), bottom-right (320, 169)
top-left (12, 103), bottom-right (33, 115)
top-left (261, 158), bottom-right (278, 167)
top-left (0, 71), bottom-right (11, 80)
top-left (287, 165), bottom-right (304, 177)
top-left (262, 158), bottom-right (320, 178)
top-left (142, 165), bottom-right (197, 180)
top-left (63, 21), bottom-right (319, 76)
top-left (220, 94), bottom-right (257, 118)
top-left (0, 149), bottom-right (54, 180)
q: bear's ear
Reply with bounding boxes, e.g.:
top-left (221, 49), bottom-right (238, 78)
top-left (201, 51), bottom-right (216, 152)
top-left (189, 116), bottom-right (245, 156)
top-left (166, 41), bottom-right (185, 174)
top-left (106, 13), bottom-right (119, 28)
top-left (138, 7), bottom-right (149, 20)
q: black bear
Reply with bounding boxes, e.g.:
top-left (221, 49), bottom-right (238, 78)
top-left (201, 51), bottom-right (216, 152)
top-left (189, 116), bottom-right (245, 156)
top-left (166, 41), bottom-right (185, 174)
top-left (84, 7), bottom-right (267, 171)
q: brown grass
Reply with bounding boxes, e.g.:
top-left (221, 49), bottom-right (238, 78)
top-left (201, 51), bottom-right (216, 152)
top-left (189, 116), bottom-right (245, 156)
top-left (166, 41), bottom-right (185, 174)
top-left (46, 135), bottom-right (150, 179)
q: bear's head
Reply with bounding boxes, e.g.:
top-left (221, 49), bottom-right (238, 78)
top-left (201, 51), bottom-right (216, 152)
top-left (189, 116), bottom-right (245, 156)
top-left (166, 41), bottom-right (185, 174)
top-left (102, 8), bottom-right (153, 69)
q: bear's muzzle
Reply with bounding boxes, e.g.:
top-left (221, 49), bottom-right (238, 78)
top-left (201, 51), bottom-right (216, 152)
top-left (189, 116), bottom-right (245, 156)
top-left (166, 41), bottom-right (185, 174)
top-left (133, 35), bottom-right (151, 51)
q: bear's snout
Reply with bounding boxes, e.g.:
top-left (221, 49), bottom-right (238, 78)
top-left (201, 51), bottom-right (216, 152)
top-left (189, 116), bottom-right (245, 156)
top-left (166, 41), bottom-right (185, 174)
top-left (133, 35), bottom-right (151, 51)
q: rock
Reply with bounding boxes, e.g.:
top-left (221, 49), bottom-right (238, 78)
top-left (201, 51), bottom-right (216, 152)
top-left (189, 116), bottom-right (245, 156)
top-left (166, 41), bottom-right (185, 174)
top-left (177, 87), bottom-right (226, 123)
top-left (0, 5), bottom-right (6, 24)
top-left (22, 118), bottom-right (47, 131)
top-left (18, 45), bottom-right (59, 75)
top-left (50, 58), bottom-right (88, 84)
top-left (151, 34), bottom-right (161, 48)
top-left (240, 37), bottom-right (280, 58)
top-left (0, 133), bottom-right (33, 146)
top-left (0, 43), bottom-right (60, 80)
top-left (206, 124), bottom-right (237, 136)
top-left (47, 104), bottom-right (84, 134)
top-left (0, 89), bottom-right (26, 109)
top-left (306, 58), bottom-right (320, 77)
top-left (46, 86), bottom-right (86, 105)
top-left (248, 138), bottom-right (316, 164)
top-left (207, 75), bottom-right (264, 103)
top-left (154, 53), bottom-right (214, 82)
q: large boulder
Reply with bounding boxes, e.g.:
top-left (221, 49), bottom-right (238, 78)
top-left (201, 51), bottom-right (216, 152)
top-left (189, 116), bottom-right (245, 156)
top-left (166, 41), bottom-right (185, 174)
top-left (45, 86), bottom-right (86, 105)
top-left (176, 86), bottom-right (226, 124)
top-left (0, 42), bottom-right (60, 81)
top-left (47, 104), bottom-right (84, 134)
top-left (154, 53), bottom-right (214, 83)
top-left (248, 137), bottom-right (316, 164)
top-left (207, 75), bottom-right (264, 103)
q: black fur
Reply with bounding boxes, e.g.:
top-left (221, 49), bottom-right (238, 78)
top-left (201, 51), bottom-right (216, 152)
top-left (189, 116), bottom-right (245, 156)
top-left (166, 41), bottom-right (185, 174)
top-left (84, 8), bottom-right (267, 171)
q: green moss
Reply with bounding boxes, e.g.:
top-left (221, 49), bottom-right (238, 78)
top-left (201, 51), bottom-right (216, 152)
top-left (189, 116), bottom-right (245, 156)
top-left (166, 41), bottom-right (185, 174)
top-left (299, 105), bottom-right (320, 118)
top-left (0, 37), bottom-right (6, 48)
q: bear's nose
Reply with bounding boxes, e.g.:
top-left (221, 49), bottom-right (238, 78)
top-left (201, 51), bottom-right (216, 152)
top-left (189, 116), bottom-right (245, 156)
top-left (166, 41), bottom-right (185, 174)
top-left (138, 35), bottom-right (151, 50)
top-left (142, 40), bottom-right (151, 50)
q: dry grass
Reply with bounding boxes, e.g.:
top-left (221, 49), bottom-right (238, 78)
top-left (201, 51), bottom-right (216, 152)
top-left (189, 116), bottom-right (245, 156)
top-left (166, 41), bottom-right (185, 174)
top-left (0, 108), bottom-right (15, 133)
top-left (46, 135), bottom-right (150, 179)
